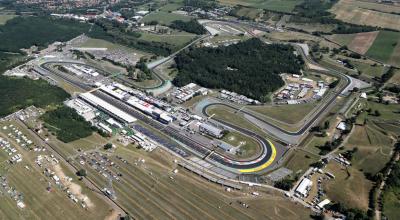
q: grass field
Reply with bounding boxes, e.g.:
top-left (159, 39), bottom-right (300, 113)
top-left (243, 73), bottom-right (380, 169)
top-left (324, 163), bottom-right (372, 211)
top-left (142, 11), bottom-right (192, 25)
top-left (346, 123), bottom-right (393, 175)
top-left (388, 68), bottom-right (400, 85)
top-left (383, 187), bottom-right (400, 220)
top-left (366, 31), bottom-right (400, 63)
top-left (351, 60), bottom-right (385, 79)
top-left (139, 31), bottom-right (196, 47)
top-left (283, 150), bottom-right (319, 174)
top-left (366, 101), bottom-right (400, 121)
top-left (222, 131), bottom-right (261, 159)
top-left (246, 102), bottom-right (317, 125)
top-left (219, 0), bottom-right (303, 13)
top-left (330, 0), bottom-right (400, 31)
top-left (159, 3), bottom-right (183, 12)
top-left (231, 6), bottom-right (263, 20)
top-left (80, 38), bottom-right (145, 54)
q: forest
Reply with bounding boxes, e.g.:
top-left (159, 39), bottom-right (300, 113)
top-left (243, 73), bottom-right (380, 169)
top-left (41, 106), bottom-right (94, 143)
top-left (170, 20), bottom-right (207, 35)
top-left (0, 16), bottom-right (91, 52)
top-left (0, 76), bottom-right (70, 117)
top-left (173, 38), bottom-right (304, 101)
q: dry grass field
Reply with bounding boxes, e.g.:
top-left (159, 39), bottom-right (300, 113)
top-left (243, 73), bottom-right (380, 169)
top-left (324, 163), bottom-right (373, 211)
top-left (347, 31), bottom-right (379, 54)
top-left (330, 0), bottom-right (400, 31)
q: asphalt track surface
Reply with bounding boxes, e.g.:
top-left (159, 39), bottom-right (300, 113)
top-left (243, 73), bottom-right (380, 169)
top-left (37, 40), bottom-right (350, 173)
top-left (38, 62), bottom-right (276, 173)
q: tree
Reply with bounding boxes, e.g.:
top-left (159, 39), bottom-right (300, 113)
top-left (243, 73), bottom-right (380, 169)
top-left (76, 169), bottom-right (87, 177)
top-left (324, 121), bottom-right (330, 129)
top-left (104, 143), bottom-right (113, 150)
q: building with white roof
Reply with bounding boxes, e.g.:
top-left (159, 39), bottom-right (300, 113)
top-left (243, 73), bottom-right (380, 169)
top-left (199, 123), bottom-right (224, 138)
top-left (79, 92), bottom-right (136, 124)
top-left (295, 178), bottom-right (312, 197)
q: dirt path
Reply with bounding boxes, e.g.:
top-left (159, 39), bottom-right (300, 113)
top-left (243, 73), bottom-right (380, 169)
top-left (53, 164), bottom-right (95, 208)
top-left (105, 209), bottom-right (120, 220)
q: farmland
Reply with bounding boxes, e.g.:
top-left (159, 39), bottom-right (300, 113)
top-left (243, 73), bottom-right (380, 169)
top-left (366, 31), bottom-right (400, 63)
top-left (330, 0), bottom-right (400, 31)
top-left (219, 0), bottom-right (303, 13)
top-left (328, 30), bottom-right (400, 66)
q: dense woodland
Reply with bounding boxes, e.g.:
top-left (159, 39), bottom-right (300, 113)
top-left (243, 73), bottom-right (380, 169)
top-left (41, 106), bottom-right (94, 143)
top-left (0, 16), bottom-right (91, 52)
top-left (0, 76), bottom-right (70, 117)
top-left (173, 38), bottom-right (304, 101)
top-left (170, 20), bottom-right (207, 35)
top-left (183, 0), bottom-right (218, 10)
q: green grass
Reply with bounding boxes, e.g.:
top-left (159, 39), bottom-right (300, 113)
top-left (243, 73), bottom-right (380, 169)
top-left (159, 3), bottom-right (183, 12)
top-left (222, 131), bottom-right (261, 159)
top-left (351, 60), bottom-right (385, 79)
top-left (246, 102), bottom-right (317, 124)
top-left (284, 150), bottom-right (319, 174)
top-left (330, 33), bottom-right (357, 46)
top-left (366, 101), bottom-right (400, 121)
top-left (383, 186), bottom-right (400, 220)
top-left (232, 7), bottom-right (263, 19)
top-left (207, 106), bottom-right (268, 138)
top-left (139, 31), bottom-right (196, 47)
top-left (346, 123), bottom-right (393, 175)
top-left (366, 31), bottom-right (400, 62)
top-left (142, 11), bottom-right (192, 25)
